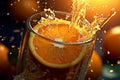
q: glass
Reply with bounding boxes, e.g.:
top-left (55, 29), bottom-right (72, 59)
top-left (14, 11), bottom-right (96, 80)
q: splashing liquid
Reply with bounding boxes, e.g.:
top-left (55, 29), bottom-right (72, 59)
top-left (70, 0), bottom-right (116, 38)
top-left (70, 0), bottom-right (88, 27)
top-left (43, 0), bottom-right (116, 41)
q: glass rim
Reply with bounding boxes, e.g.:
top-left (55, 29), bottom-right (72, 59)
top-left (26, 11), bottom-right (96, 45)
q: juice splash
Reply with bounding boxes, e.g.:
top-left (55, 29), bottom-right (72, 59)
top-left (70, 0), bottom-right (116, 39)
top-left (71, 0), bottom-right (88, 27)
top-left (37, 0), bottom-right (116, 41)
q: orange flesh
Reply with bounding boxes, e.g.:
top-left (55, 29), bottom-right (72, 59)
top-left (32, 23), bottom-right (84, 64)
top-left (37, 24), bottom-right (83, 42)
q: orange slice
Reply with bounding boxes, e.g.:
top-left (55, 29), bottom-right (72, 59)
top-left (29, 19), bottom-right (88, 68)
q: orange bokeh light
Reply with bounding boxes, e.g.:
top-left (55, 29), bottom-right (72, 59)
top-left (85, 50), bottom-right (103, 80)
top-left (103, 26), bottom-right (120, 62)
top-left (9, 0), bottom-right (41, 21)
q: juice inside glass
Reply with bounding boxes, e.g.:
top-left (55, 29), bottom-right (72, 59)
top-left (15, 11), bottom-right (96, 80)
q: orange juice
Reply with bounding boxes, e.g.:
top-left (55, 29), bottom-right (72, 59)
top-left (15, 10), bottom-right (96, 80)
top-left (19, 19), bottom-right (95, 80)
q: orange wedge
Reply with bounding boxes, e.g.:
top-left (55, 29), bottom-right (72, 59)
top-left (29, 19), bottom-right (88, 68)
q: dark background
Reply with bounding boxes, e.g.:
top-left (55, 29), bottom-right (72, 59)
top-left (0, 0), bottom-right (120, 80)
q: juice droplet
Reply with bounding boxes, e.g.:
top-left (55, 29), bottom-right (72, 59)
top-left (44, 8), bottom-right (55, 20)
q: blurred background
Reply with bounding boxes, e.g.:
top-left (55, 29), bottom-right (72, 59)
top-left (0, 0), bottom-right (120, 80)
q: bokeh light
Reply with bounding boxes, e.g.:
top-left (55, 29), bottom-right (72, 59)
top-left (8, 0), bottom-right (41, 21)
top-left (103, 26), bottom-right (120, 62)
top-left (0, 43), bottom-right (15, 80)
top-left (85, 50), bottom-right (103, 80)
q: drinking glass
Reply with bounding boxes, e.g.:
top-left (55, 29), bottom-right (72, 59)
top-left (14, 11), bottom-right (96, 80)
